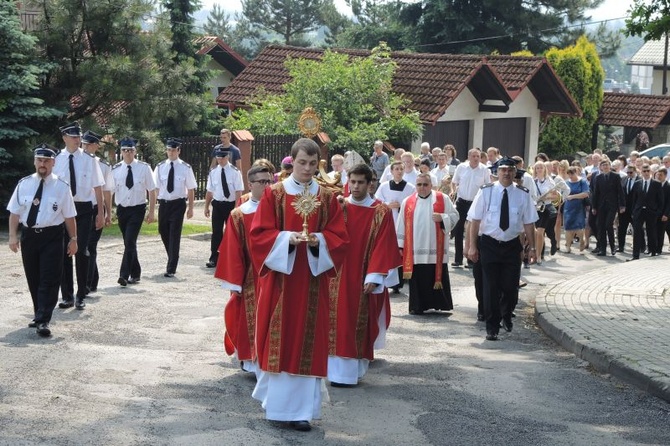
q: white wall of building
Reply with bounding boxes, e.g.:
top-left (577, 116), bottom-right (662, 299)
top-left (651, 69), bottom-right (670, 95)
top-left (434, 87), bottom-right (541, 162)
top-left (208, 60), bottom-right (235, 101)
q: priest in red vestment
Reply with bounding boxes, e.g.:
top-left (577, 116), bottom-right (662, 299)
top-left (215, 165), bottom-right (273, 377)
top-left (397, 172), bottom-right (459, 315)
top-left (249, 138), bottom-right (349, 432)
top-left (328, 164), bottom-right (402, 386)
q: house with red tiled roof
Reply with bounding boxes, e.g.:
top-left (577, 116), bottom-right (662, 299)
top-left (194, 36), bottom-right (248, 102)
top-left (217, 45), bottom-right (581, 161)
top-left (598, 92), bottom-right (670, 148)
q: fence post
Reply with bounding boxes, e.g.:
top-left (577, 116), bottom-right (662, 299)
top-left (232, 130), bottom-right (255, 190)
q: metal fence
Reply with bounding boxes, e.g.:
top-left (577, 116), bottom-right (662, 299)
top-left (251, 134), bottom-right (302, 171)
top-left (179, 136), bottom-right (220, 200)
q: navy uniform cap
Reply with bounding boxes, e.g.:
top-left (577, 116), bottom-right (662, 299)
top-left (166, 137), bottom-right (182, 149)
top-left (214, 144), bottom-right (229, 157)
top-left (82, 130), bottom-right (102, 144)
top-left (515, 168), bottom-right (526, 180)
top-left (498, 157), bottom-right (516, 168)
top-left (119, 137), bottom-right (137, 148)
top-left (59, 121), bottom-right (82, 136)
top-left (34, 143), bottom-right (57, 159)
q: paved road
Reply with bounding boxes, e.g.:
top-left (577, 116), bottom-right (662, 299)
top-left (0, 232), bottom-right (668, 445)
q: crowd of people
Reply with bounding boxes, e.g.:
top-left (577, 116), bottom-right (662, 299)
top-left (8, 126), bottom-right (670, 431)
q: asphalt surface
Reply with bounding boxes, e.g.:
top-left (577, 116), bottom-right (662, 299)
top-left (0, 222), bottom-right (669, 445)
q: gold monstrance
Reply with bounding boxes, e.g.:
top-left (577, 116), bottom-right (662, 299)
top-left (291, 185), bottom-right (321, 241)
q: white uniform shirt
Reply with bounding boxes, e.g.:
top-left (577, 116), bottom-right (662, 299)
top-left (53, 148), bottom-right (105, 203)
top-left (153, 158), bottom-right (197, 200)
top-left (111, 159), bottom-right (156, 207)
top-left (452, 162), bottom-right (491, 201)
top-left (375, 180), bottom-right (416, 225)
top-left (206, 163), bottom-right (244, 202)
top-left (92, 158), bottom-right (115, 206)
top-left (432, 166), bottom-right (450, 184)
top-left (467, 182), bottom-right (538, 241)
top-left (7, 173), bottom-right (76, 227)
top-left (533, 176), bottom-right (556, 204)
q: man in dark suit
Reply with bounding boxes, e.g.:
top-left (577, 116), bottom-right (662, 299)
top-left (629, 164), bottom-right (664, 261)
top-left (654, 167), bottom-right (670, 255)
top-left (591, 159), bottom-right (625, 256)
top-left (617, 165), bottom-right (640, 252)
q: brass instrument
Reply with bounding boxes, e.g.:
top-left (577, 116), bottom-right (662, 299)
top-left (535, 184), bottom-right (562, 213)
top-left (316, 159), bottom-right (344, 195)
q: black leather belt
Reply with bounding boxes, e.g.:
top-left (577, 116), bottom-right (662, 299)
top-left (481, 234), bottom-right (518, 245)
top-left (158, 198), bottom-right (186, 204)
top-left (23, 224), bottom-right (64, 235)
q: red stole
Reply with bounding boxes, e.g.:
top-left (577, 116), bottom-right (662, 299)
top-left (402, 192), bottom-right (445, 289)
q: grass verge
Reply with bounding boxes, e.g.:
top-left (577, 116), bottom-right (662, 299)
top-left (101, 221), bottom-right (210, 238)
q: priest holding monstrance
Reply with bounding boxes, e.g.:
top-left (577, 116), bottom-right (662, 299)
top-left (249, 138), bottom-right (349, 432)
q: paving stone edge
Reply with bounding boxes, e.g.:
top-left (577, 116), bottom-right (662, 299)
top-left (535, 284), bottom-right (670, 403)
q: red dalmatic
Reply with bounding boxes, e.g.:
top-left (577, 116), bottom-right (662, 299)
top-left (250, 182), bottom-right (348, 377)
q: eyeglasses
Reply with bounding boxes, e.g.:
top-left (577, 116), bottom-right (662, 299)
top-left (415, 183), bottom-right (430, 187)
top-left (121, 148), bottom-right (135, 152)
top-left (627, 171), bottom-right (635, 174)
top-left (250, 179), bottom-right (272, 185)
top-left (642, 169), bottom-right (651, 172)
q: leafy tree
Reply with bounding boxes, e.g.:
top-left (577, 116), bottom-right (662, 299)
top-left (625, 0), bottom-right (670, 41)
top-left (241, 0), bottom-right (326, 45)
top-left (224, 45), bottom-right (423, 155)
top-left (31, 0), bottom-right (215, 148)
top-left (539, 36), bottom-right (604, 158)
top-left (0, 2), bottom-right (61, 218)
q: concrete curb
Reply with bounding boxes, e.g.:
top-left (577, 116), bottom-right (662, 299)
top-left (535, 283), bottom-right (670, 403)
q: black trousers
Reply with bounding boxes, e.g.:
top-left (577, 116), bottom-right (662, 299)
top-left (159, 198), bottom-right (187, 274)
top-left (21, 225), bottom-right (65, 323)
top-left (596, 205), bottom-right (617, 253)
top-left (471, 258), bottom-right (484, 317)
top-left (479, 235), bottom-right (522, 335)
top-left (658, 218), bottom-right (669, 254)
top-left (633, 209), bottom-right (658, 257)
top-left (617, 210), bottom-right (633, 250)
top-left (117, 204), bottom-right (145, 280)
top-left (87, 205), bottom-right (103, 291)
top-left (452, 199), bottom-right (472, 264)
top-left (61, 202), bottom-right (93, 301)
top-left (210, 200), bottom-right (235, 263)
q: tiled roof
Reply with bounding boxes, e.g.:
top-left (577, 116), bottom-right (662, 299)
top-left (598, 92), bottom-right (670, 128)
top-left (628, 36), bottom-right (669, 66)
top-left (218, 45), bottom-right (580, 123)
top-left (194, 36), bottom-right (248, 76)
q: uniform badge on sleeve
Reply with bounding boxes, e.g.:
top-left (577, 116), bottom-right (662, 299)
top-left (52, 202), bottom-right (58, 211)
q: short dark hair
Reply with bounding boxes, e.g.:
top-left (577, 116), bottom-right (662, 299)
top-left (390, 160), bottom-right (403, 170)
top-left (290, 138), bottom-right (320, 159)
top-left (247, 165), bottom-right (270, 181)
top-left (347, 163), bottom-right (373, 182)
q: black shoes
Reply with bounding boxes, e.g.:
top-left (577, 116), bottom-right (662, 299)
top-left (485, 332), bottom-right (498, 341)
top-left (118, 277), bottom-right (127, 287)
top-left (409, 309), bottom-right (424, 315)
top-left (58, 300), bottom-right (74, 309)
top-left (391, 287), bottom-right (400, 294)
top-left (550, 245), bottom-right (558, 256)
top-left (205, 261), bottom-right (216, 268)
top-left (36, 323), bottom-right (51, 337)
top-left (75, 297), bottom-right (85, 310)
top-left (476, 313), bottom-right (485, 322)
top-left (596, 251), bottom-right (607, 257)
top-left (127, 277), bottom-right (140, 284)
top-left (330, 381), bottom-right (356, 388)
top-left (28, 321), bottom-right (38, 328)
top-left (164, 272), bottom-right (175, 278)
top-left (502, 318), bottom-right (513, 332)
top-left (290, 421), bottom-right (311, 432)
top-left (450, 261), bottom-right (462, 267)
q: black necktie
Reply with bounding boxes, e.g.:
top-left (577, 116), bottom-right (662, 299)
top-left (26, 179), bottom-right (44, 228)
top-left (644, 180), bottom-right (648, 193)
top-left (500, 188), bottom-right (509, 231)
top-left (627, 178), bottom-right (632, 193)
top-left (126, 165), bottom-right (134, 189)
top-left (221, 167), bottom-right (230, 199)
top-left (167, 161), bottom-right (175, 193)
top-left (69, 154), bottom-right (77, 197)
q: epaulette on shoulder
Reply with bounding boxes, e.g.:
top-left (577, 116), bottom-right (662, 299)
top-left (481, 183), bottom-right (494, 189)
top-left (515, 184), bottom-right (529, 193)
top-left (18, 175), bottom-right (32, 184)
top-left (156, 160), bottom-right (167, 167)
top-left (58, 177), bottom-right (70, 187)
top-left (230, 165), bottom-right (239, 171)
top-left (85, 152), bottom-right (96, 159)
top-left (138, 160), bottom-right (150, 167)
top-left (99, 158), bottom-right (110, 166)
top-left (112, 162), bottom-right (123, 170)
top-left (183, 161), bottom-right (192, 169)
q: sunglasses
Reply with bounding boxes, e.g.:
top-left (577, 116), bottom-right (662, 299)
top-left (121, 148), bottom-right (136, 152)
top-left (415, 183), bottom-right (431, 187)
top-left (250, 179), bottom-right (272, 185)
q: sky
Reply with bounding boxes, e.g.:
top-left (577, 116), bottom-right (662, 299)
top-left (200, 0), bottom-right (634, 23)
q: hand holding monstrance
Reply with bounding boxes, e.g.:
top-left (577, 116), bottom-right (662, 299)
top-left (290, 187), bottom-right (321, 246)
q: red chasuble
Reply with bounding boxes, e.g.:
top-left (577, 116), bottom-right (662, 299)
top-left (250, 182), bottom-right (348, 377)
top-left (215, 207), bottom-right (257, 362)
top-left (329, 198), bottom-right (402, 361)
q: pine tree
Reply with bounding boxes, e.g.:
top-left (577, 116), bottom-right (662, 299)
top-left (0, 2), bottom-right (60, 218)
